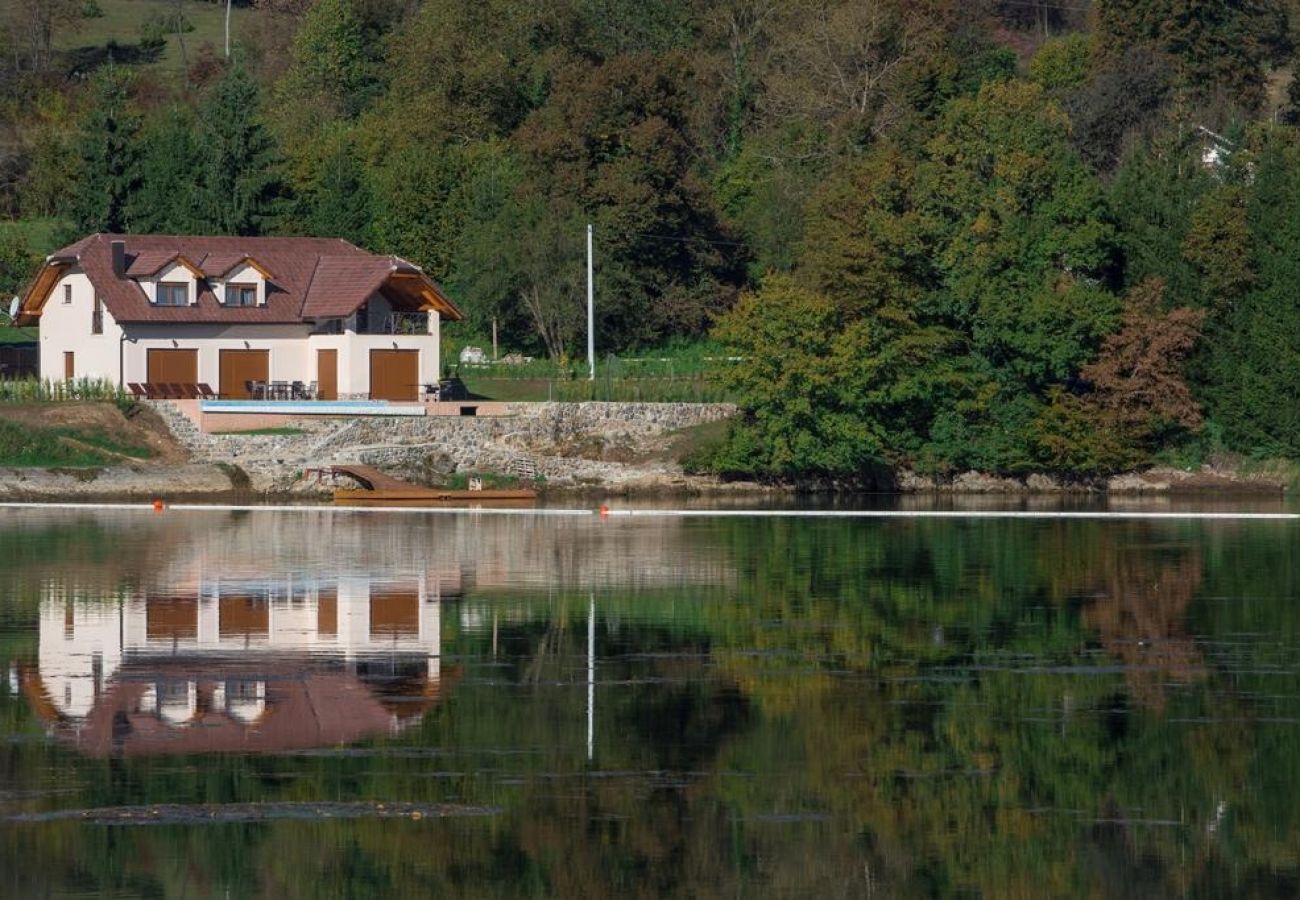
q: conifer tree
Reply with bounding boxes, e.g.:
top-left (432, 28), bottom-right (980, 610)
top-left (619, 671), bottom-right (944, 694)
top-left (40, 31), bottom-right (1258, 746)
top-left (69, 66), bottom-right (141, 234)
top-left (128, 107), bottom-right (204, 234)
top-left (196, 62), bottom-right (285, 236)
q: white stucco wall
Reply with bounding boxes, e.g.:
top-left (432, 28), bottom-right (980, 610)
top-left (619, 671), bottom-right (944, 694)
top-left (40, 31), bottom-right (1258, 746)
top-left (210, 262), bottom-right (267, 307)
top-left (139, 260), bottom-right (198, 306)
top-left (38, 268), bottom-right (125, 383)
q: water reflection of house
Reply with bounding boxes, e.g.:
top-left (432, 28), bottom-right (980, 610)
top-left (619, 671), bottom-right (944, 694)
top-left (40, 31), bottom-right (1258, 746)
top-left (22, 573), bottom-right (450, 757)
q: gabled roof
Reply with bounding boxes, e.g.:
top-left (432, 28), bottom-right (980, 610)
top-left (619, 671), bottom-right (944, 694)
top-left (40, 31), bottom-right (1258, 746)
top-left (200, 253), bottom-right (275, 280)
top-left (15, 233), bottom-right (464, 326)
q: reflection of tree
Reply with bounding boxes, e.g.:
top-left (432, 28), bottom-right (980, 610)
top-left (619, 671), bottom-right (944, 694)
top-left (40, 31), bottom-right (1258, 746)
top-left (4, 516), bottom-right (1300, 896)
top-left (1082, 547), bottom-right (1206, 711)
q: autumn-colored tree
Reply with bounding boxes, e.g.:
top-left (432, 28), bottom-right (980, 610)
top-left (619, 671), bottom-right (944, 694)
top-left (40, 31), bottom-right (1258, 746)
top-left (1082, 278), bottom-right (1206, 435)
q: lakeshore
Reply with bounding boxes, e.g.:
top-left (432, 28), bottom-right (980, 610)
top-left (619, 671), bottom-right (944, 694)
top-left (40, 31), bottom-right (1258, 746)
top-left (0, 400), bottom-right (1289, 502)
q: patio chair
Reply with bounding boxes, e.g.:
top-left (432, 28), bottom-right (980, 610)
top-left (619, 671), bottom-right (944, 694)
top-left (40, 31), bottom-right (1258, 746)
top-left (197, 383), bottom-right (217, 400)
top-left (291, 380), bottom-right (306, 400)
top-left (162, 383), bottom-right (183, 399)
top-left (180, 383), bottom-right (201, 399)
top-left (305, 381), bottom-right (317, 400)
top-left (127, 383), bottom-right (147, 400)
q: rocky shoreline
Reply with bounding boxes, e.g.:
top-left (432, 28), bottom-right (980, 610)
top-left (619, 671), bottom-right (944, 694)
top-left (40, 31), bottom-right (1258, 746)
top-left (0, 400), bottom-right (1288, 502)
top-left (0, 461), bottom-right (1285, 503)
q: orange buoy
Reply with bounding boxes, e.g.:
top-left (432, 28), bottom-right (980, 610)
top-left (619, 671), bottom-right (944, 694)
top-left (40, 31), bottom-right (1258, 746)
top-left (152, 499), bottom-right (164, 512)
top-left (599, 504), bottom-right (609, 518)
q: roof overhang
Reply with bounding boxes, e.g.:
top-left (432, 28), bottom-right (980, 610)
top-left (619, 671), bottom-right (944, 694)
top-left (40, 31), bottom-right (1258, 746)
top-left (13, 257), bottom-right (74, 325)
top-left (385, 272), bottom-right (465, 320)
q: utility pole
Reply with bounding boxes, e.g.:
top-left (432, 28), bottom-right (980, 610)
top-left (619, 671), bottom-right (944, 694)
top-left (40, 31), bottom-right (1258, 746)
top-left (225, 0), bottom-right (231, 58)
top-left (492, 317), bottom-right (498, 361)
top-left (586, 223), bottom-right (595, 381)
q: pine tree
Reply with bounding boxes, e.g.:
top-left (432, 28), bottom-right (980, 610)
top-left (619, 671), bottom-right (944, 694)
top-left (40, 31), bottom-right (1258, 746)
top-left (196, 63), bottom-right (286, 236)
top-left (302, 134), bottom-right (372, 246)
top-left (69, 66), bottom-right (142, 234)
top-left (128, 107), bottom-right (204, 234)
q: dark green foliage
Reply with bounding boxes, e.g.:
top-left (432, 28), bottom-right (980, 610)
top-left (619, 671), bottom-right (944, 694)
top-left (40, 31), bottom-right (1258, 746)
top-left (1199, 130), bottom-right (1300, 456)
top-left (7, 0), bottom-right (1300, 474)
top-left (1094, 0), bottom-right (1291, 110)
top-left (195, 63), bottom-right (285, 235)
top-left (127, 107), bottom-right (203, 234)
top-left (68, 66), bottom-right (141, 233)
top-left (298, 133), bottom-right (372, 247)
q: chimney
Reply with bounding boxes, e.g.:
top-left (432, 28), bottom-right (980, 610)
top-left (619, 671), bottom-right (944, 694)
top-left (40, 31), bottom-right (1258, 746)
top-left (111, 241), bottom-right (126, 277)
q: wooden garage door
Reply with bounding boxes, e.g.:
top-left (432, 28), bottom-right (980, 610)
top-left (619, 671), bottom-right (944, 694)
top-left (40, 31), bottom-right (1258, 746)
top-left (369, 349), bottom-right (418, 401)
top-left (219, 349), bottom-right (269, 399)
top-left (146, 349), bottom-right (197, 386)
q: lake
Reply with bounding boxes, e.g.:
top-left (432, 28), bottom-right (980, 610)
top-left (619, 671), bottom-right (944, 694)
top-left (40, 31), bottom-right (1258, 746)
top-left (1, 503), bottom-right (1299, 896)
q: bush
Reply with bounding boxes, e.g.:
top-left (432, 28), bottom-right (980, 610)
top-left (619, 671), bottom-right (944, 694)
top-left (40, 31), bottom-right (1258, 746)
top-left (81, 0), bottom-right (103, 18)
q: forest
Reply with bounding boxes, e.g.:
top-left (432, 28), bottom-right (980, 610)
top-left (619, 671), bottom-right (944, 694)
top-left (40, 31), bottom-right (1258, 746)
top-left (2, 0), bottom-right (1300, 478)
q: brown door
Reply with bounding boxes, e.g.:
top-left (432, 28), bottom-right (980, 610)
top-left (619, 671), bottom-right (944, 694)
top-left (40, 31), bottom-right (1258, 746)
top-left (370, 588), bottom-right (419, 637)
top-left (218, 349), bottom-right (270, 399)
top-left (219, 595), bottom-right (269, 639)
top-left (146, 349), bottom-right (197, 385)
top-left (369, 349), bottom-right (418, 401)
top-left (317, 349), bottom-right (338, 400)
top-left (63, 351), bottom-right (74, 380)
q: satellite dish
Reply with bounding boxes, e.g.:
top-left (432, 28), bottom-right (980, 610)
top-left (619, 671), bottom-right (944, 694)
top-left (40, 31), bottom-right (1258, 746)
top-left (6, 297), bottom-right (17, 322)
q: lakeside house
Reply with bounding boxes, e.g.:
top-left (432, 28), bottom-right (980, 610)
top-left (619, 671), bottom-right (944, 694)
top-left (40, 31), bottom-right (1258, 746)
top-left (13, 233), bottom-right (464, 400)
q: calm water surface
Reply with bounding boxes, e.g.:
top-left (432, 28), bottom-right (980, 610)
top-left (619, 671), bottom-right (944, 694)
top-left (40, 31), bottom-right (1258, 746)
top-left (1, 505), bottom-right (1299, 896)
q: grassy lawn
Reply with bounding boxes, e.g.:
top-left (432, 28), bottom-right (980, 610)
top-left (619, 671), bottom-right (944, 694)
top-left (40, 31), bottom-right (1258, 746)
top-left (0, 218), bottom-right (72, 257)
top-left (463, 375), bottom-right (732, 403)
top-left (0, 327), bottom-right (37, 345)
top-left (0, 420), bottom-right (153, 466)
top-left (57, 0), bottom-right (257, 74)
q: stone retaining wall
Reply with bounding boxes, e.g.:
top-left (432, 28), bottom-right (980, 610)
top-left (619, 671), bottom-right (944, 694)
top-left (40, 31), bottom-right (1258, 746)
top-left (156, 401), bottom-right (737, 492)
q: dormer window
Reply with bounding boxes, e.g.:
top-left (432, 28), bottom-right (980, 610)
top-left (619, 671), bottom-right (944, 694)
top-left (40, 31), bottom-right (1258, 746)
top-left (225, 283), bottom-right (257, 307)
top-left (157, 283), bottom-right (188, 306)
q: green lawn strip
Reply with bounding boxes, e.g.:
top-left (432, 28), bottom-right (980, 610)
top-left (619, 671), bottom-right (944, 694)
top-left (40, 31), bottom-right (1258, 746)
top-left (53, 427), bottom-right (154, 459)
top-left (211, 426), bottom-right (306, 436)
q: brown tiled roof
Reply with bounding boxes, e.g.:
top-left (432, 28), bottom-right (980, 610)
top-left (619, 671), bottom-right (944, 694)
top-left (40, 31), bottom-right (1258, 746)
top-left (19, 233), bottom-right (463, 325)
top-left (200, 253), bottom-right (274, 279)
top-left (123, 250), bottom-right (177, 277)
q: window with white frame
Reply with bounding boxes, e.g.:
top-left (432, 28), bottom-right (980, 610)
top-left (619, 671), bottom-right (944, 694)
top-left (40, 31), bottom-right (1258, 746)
top-left (156, 282), bottom-right (188, 306)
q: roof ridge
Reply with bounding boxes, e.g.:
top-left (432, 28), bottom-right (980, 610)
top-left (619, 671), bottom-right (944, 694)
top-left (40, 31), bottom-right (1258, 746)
top-left (298, 254), bottom-right (324, 318)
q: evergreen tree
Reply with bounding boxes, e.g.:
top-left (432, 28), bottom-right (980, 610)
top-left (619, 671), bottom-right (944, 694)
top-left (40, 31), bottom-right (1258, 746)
top-left (300, 133), bottom-right (372, 246)
top-left (1200, 130), bottom-right (1300, 455)
top-left (127, 107), bottom-right (204, 234)
top-left (196, 63), bottom-right (286, 236)
top-left (69, 66), bottom-right (141, 234)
